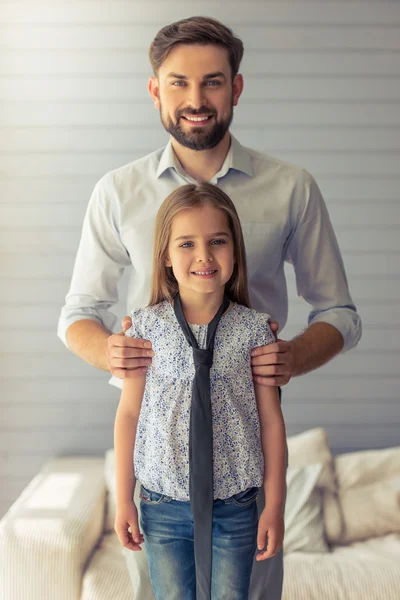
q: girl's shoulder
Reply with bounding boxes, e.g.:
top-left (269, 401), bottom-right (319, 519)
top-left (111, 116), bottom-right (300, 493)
top-left (130, 300), bottom-right (171, 320)
top-left (126, 301), bottom-right (173, 339)
top-left (228, 304), bottom-right (275, 346)
top-left (229, 303), bottom-right (271, 324)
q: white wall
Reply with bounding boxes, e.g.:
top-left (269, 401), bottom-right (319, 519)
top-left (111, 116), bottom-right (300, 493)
top-left (1, 1), bottom-right (399, 517)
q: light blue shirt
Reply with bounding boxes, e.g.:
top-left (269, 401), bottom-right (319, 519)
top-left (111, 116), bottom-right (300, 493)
top-left (57, 134), bottom-right (362, 382)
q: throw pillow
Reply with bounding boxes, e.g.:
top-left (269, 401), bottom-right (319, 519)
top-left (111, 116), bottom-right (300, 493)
top-left (330, 446), bottom-right (400, 544)
top-left (287, 427), bottom-right (343, 543)
top-left (284, 464), bottom-right (329, 554)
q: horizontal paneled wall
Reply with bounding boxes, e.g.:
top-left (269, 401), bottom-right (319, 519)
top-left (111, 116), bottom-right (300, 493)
top-left (1, 0), bottom-right (399, 517)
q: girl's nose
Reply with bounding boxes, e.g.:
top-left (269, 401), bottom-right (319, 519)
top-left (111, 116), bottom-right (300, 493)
top-left (196, 253), bottom-right (213, 264)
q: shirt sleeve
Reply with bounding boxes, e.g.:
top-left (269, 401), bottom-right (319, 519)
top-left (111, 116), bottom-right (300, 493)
top-left (285, 170), bottom-right (362, 353)
top-left (57, 174), bottom-right (131, 349)
top-left (252, 311), bottom-right (276, 349)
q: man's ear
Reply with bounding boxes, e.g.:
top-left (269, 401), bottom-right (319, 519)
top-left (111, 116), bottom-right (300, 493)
top-left (148, 76), bottom-right (161, 109)
top-left (232, 74), bottom-right (244, 107)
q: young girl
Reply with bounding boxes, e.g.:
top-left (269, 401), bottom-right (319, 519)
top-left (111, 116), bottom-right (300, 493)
top-left (114, 182), bottom-right (287, 600)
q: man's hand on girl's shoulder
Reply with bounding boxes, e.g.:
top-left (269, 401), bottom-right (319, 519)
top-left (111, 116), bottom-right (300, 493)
top-left (106, 316), bottom-right (155, 379)
top-left (251, 320), bottom-right (295, 387)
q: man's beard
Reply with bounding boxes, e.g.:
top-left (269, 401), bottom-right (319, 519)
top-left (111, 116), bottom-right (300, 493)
top-left (160, 102), bottom-right (233, 151)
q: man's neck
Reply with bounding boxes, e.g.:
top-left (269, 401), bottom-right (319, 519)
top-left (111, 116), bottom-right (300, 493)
top-left (171, 132), bottom-right (231, 183)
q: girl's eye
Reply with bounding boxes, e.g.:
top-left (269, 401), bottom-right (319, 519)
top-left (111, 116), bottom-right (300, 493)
top-left (179, 239), bottom-right (226, 248)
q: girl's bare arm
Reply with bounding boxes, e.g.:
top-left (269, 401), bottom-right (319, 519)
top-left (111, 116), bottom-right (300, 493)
top-left (114, 374), bottom-right (147, 506)
top-left (254, 383), bottom-right (287, 511)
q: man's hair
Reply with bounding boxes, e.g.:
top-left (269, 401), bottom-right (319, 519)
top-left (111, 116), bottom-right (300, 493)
top-left (149, 16), bottom-right (244, 79)
top-left (149, 182), bottom-right (251, 308)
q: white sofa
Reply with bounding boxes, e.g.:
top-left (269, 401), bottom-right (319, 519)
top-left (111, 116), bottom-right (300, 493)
top-left (1, 428), bottom-right (400, 600)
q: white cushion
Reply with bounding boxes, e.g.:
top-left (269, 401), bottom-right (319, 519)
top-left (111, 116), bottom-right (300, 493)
top-left (0, 458), bottom-right (106, 600)
top-left (81, 533), bottom-right (134, 600)
top-left (283, 534), bottom-right (400, 600)
top-left (335, 446), bottom-right (400, 489)
top-left (287, 427), bottom-right (343, 542)
top-left (287, 427), bottom-right (336, 491)
top-left (284, 464), bottom-right (329, 554)
top-left (329, 447), bottom-right (400, 544)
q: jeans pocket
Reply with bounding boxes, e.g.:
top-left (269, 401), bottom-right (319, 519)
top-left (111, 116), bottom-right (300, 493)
top-left (140, 485), bottom-right (166, 505)
top-left (229, 486), bottom-right (259, 508)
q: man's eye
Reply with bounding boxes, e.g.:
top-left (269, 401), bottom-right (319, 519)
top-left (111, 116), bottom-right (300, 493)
top-left (172, 81), bottom-right (186, 86)
top-left (206, 80), bottom-right (221, 86)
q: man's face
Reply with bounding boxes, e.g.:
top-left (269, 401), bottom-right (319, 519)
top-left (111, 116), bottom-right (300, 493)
top-left (149, 44), bottom-right (243, 150)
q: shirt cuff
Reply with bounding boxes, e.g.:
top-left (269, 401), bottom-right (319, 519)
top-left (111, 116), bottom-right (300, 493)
top-left (108, 374), bottom-right (123, 389)
top-left (308, 308), bottom-right (362, 353)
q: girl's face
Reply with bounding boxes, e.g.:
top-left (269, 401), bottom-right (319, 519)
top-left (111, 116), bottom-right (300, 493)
top-left (165, 204), bottom-right (235, 299)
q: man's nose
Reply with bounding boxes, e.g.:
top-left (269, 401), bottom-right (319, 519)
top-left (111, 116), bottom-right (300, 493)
top-left (188, 85), bottom-right (206, 110)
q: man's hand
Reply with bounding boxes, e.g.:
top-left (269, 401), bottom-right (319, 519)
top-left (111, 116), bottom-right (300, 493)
top-left (251, 320), bottom-right (295, 387)
top-left (106, 316), bottom-right (154, 379)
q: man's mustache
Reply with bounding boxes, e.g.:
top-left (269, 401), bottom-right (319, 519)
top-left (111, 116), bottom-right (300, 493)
top-left (177, 108), bottom-right (216, 118)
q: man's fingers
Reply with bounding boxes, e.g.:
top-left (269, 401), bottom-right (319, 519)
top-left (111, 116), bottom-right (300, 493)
top-left (251, 341), bottom-right (288, 358)
top-left (251, 364), bottom-right (287, 378)
top-left (268, 320), bottom-right (280, 336)
top-left (111, 335), bottom-right (152, 349)
top-left (110, 345), bottom-right (154, 359)
top-left (251, 352), bottom-right (284, 367)
top-left (121, 316), bottom-right (132, 332)
top-left (109, 356), bottom-right (152, 369)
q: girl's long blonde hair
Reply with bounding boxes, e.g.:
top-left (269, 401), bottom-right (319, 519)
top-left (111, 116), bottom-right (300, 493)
top-left (149, 182), bottom-right (251, 308)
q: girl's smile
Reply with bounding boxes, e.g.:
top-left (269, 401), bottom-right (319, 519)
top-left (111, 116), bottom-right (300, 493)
top-left (165, 203), bottom-right (235, 303)
top-left (191, 269), bottom-right (218, 278)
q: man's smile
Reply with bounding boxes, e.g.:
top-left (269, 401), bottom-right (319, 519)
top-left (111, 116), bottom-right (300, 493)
top-left (181, 115), bottom-right (214, 125)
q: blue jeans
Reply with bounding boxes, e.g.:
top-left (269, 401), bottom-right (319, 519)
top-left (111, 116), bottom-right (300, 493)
top-left (139, 485), bottom-right (260, 600)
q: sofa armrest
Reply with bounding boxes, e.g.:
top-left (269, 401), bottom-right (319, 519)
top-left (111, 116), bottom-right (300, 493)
top-left (0, 457), bottom-right (106, 600)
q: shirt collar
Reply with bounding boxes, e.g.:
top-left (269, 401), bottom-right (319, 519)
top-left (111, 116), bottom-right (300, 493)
top-left (156, 133), bottom-right (254, 180)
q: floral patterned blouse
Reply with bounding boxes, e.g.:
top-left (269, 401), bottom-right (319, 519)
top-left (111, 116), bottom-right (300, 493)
top-left (125, 300), bottom-right (275, 501)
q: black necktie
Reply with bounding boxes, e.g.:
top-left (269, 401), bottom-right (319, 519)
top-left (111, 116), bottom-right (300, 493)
top-left (173, 293), bottom-right (230, 600)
